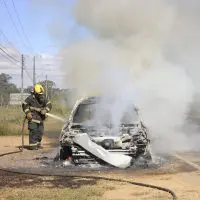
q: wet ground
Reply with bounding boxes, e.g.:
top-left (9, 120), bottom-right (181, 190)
top-left (0, 143), bottom-right (199, 177)
top-left (1, 135), bottom-right (200, 200)
top-left (1, 128), bottom-right (200, 177)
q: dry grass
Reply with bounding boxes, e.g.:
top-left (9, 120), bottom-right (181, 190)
top-left (0, 104), bottom-right (70, 136)
top-left (101, 183), bottom-right (173, 200)
top-left (0, 177), bottom-right (113, 200)
top-left (0, 186), bottom-right (105, 200)
top-left (0, 123), bottom-right (23, 136)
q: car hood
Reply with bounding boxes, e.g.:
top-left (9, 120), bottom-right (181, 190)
top-left (68, 121), bottom-right (141, 137)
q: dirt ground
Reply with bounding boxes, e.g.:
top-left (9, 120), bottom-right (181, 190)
top-left (0, 134), bottom-right (200, 200)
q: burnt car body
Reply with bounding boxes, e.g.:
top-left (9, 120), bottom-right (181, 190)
top-left (58, 96), bottom-right (152, 167)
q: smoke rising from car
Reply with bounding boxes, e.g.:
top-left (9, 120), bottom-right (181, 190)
top-left (34, 0), bottom-right (200, 153)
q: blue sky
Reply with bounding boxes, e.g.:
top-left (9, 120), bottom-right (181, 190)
top-left (1, 0), bottom-right (55, 54)
top-left (0, 0), bottom-right (92, 88)
top-left (0, 0), bottom-right (91, 54)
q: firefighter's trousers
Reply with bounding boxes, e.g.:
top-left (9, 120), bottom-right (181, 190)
top-left (28, 120), bottom-right (44, 150)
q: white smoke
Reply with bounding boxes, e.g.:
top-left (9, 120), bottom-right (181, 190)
top-left (41, 0), bottom-right (200, 153)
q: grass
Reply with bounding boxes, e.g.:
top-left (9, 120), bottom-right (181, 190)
top-left (4, 187), bottom-right (104, 200)
top-left (0, 181), bottom-right (175, 200)
top-left (0, 103), bottom-right (71, 136)
top-left (0, 182), bottom-right (110, 200)
top-left (0, 123), bottom-right (23, 136)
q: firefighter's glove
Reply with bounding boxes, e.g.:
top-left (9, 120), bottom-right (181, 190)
top-left (26, 112), bottom-right (32, 120)
top-left (40, 109), bottom-right (47, 115)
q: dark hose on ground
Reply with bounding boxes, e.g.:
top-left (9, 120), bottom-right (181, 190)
top-left (0, 150), bottom-right (177, 200)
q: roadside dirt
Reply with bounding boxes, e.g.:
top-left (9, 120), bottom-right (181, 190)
top-left (101, 172), bottom-right (200, 200)
top-left (1, 135), bottom-right (200, 200)
top-left (0, 135), bottom-right (57, 151)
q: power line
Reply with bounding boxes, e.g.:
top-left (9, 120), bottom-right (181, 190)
top-left (0, 57), bottom-right (34, 82)
top-left (48, 75), bottom-right (66, 77)
top-left (6, 73), bottom-right (22, 75)
top-left (0, 47), bottom-right (20, 63)
top-left (0, 29), bottom-right (20, 53)
top-left (22, 56), bottom-right (34, 82)
top-left (26, 68), bottom-right (58, 71)
top-left (0, 43), bottom-right (19, 57)
top-left (1, 0), bottom-right (31, 50)
top-left (24, 67), bottom-right (33, 81)
top-left (0, 52), bottom-right (19, 67)
top-left (0, 50), bottom-right (21, 69)
top-left (11, 0), bottom-right (34, 51)
top-left (0, 42), bottom-right (21, 60)
top-left (0, 29), bottom-right (21, 60)
top-left (0, 68), bottom-right (20, 70)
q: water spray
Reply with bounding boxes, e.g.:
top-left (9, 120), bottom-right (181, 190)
top-left (46, 113), bottom-right (66, 122)
top-left (48, 113), bottom-right (200, 172)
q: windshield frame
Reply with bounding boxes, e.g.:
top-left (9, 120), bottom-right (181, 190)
top-left (71, 101), bottom-right (139, 126)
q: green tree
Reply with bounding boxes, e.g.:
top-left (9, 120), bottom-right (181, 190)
top-left (24, 86), bottom-right (33, 93)
top-left (38, 80), bottom-right (58, 100)
top-left (0, 73), bottom-right (19, 105)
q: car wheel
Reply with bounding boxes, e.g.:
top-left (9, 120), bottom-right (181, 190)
top-left (59, 146), bottom-right (72, 160)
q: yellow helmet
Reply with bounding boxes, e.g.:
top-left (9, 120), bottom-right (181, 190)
top-left (34, 84), bottom-right (44, 94)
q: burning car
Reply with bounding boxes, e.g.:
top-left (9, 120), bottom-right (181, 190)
top-left (58, 96), bottom-right (152, 168)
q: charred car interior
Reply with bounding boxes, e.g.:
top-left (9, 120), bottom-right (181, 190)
top-left (57, 96), bottom-right (152, 168)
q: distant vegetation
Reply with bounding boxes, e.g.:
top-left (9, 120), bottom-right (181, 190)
top-left (0, 104), bottom-right (70, 136)
top-left (0, 73), bottom-right (72, 136)
top-left (0, 73), bottom-right (19, 105)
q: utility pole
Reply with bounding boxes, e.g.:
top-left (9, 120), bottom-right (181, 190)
top-left (45, 74), bottom-right (48, 98)
top-left (33, 56), bottom-right (36, 86)
top-left (21, 54), bottom-right (24, 103)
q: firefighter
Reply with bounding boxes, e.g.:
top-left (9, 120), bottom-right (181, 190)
top-left (22, 84), bottom-right (52, 150)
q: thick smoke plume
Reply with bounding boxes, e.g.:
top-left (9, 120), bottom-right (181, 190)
top-left (56, 0), bottom-right (200, 153)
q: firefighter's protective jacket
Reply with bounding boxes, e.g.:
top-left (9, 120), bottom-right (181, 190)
top-left (22, 93), bottom-right (52, 123)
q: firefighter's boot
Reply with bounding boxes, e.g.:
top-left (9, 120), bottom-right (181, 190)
top-left (29, 142), bottom-right (39, 150)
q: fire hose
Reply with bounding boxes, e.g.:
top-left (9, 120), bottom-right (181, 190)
top-left (19, 112), bottom-right (65, 152)
top-left (19, 117), bottom-right (26, 151)
top-left (0, 112), bottom-right (177, 200)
